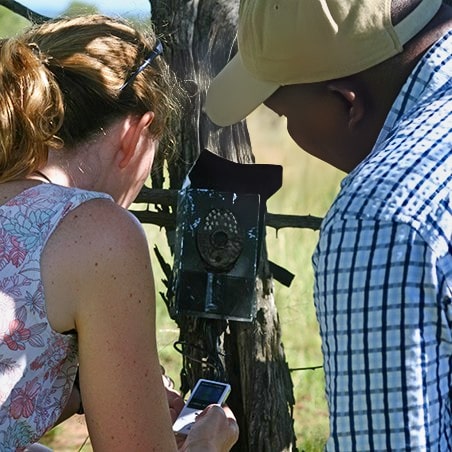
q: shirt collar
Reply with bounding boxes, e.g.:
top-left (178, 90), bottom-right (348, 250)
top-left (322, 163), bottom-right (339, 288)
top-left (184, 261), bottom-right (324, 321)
top-left (374, 29), bottom-right (452, 149)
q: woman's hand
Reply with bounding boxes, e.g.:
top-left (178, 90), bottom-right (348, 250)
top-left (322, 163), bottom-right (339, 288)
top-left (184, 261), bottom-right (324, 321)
top-left (178, 404), bottom-right (239, 452)
top-left (162, 373), bottom-right (185, 423)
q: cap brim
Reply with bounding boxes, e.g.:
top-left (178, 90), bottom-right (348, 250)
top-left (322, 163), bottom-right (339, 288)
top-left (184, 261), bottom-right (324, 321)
top-left (205, 53), bottom-right (279, 127)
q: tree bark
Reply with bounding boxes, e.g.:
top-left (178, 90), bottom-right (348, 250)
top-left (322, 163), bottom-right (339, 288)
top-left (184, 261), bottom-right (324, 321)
top-left (149, 1), bottom-right (297, 450)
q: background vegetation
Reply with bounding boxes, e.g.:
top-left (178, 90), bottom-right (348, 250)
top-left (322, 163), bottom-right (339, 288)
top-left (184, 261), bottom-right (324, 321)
top-left (0, 7), bottom-right (28, 37)
top-left (0, 3), bottom-right (345, 450)
top-left (142, 105), bottom-right (345, 451)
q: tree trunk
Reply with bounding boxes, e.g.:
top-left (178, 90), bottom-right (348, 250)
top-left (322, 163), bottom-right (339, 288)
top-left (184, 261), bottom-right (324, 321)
top-left (149, 1), bottom-right (296, 450)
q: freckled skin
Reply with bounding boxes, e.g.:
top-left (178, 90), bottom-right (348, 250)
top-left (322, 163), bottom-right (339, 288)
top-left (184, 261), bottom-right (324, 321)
top-left (34, 133), bottom-right (181, 449)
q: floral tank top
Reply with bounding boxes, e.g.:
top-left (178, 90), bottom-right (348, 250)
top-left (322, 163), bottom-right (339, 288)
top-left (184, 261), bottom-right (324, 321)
top-left (0, 184), bottom-right (111, 451)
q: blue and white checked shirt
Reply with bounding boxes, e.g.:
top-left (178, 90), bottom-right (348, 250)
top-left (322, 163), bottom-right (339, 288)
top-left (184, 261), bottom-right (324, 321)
top-left (313, 31), bottom-right (452, 451)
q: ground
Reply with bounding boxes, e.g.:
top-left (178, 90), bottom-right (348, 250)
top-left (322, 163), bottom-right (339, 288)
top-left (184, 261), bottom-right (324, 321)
top-left (44, 416), bottom-right (92, 451)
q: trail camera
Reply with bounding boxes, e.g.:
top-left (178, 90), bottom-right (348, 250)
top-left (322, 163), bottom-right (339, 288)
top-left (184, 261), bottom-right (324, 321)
top-left (171, 150), bottom-right (282, 322)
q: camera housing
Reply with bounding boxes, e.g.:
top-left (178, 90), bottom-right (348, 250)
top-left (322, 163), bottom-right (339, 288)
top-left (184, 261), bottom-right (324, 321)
top-left (171, 150), bottom-right (282, 322)
top-left (172, 188), bottom-right (260, 321)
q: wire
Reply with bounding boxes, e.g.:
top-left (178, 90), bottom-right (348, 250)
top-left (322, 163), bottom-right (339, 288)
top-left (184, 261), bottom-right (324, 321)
top-left (290, 365), bottom-right (323, 372)
top-left (173, 340), bottom-right (226, 376)
top-left (77, 435), bottom-right (89, 451)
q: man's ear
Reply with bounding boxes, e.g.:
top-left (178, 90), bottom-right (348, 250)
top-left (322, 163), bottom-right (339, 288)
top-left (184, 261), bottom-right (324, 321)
top-left (327, 80), bottom-right (365, 130)
top-left (119, 112), bottom-right (155, 169)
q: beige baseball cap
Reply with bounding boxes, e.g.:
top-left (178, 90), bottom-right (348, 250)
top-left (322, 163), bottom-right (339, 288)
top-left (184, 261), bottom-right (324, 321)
top-left (205, 0), bottom-right (442, 126)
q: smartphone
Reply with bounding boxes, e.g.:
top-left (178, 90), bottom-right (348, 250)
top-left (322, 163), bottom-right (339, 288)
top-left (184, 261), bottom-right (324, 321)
top-left (172, 378), bottom-right (231, 435)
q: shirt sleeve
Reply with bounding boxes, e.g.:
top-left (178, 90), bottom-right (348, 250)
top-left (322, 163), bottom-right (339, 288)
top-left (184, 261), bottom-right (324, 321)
top-left (313, 218), bottom-right (452, 451)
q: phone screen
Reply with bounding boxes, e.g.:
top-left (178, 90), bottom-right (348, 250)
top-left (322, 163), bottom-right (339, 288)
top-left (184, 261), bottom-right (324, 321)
top-left (186, 381), bottom-right (228, 410)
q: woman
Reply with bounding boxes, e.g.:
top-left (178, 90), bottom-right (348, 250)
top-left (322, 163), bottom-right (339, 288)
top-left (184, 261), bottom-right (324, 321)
top-left (0, 14), bottom-right (238, 451)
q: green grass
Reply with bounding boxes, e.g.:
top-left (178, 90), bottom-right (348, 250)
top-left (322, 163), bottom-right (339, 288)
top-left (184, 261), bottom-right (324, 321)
top-left (0, 9), bottom-right (28, 38)
top-left (148, 106), bottom-right (345, 450)
top-left (248, 106), bottom-right (344, 449)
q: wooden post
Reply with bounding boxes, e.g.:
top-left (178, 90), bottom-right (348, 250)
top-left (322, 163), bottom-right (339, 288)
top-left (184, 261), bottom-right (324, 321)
top-left (149, 1), bottom-right (297, 450)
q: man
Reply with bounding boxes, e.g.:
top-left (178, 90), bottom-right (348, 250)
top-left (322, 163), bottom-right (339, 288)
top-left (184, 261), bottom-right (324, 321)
top-left (205, 0), bottom-right (451, 450)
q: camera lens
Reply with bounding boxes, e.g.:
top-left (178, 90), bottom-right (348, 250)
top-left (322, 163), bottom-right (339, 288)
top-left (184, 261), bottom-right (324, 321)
top-left (211, 230), bottom-right (228, 247)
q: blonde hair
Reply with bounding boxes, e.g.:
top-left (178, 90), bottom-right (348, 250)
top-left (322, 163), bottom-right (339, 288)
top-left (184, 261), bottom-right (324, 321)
top-left (0, 14), bottom-right (181, 183)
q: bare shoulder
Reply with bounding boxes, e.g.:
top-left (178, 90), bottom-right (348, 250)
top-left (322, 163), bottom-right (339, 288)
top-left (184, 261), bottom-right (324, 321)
top-left (45, 197), bottom-right (149, 267)
top-left (42, 197), bottom-right (153, 332)
top-left (55, 196), bottom-right (147, 248)
top-left (42, 198), bottom-right (178, 449)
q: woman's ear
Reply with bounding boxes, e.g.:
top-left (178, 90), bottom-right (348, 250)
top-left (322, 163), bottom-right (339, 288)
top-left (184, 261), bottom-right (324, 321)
top-left (119, 112), bottom-right (155, 169)
top-left (327, 80), bottom-right (365, 130)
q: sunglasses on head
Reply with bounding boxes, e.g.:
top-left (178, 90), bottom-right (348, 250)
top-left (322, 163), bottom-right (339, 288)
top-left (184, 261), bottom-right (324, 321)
top-left (119, 40), bottom-right (163, 92)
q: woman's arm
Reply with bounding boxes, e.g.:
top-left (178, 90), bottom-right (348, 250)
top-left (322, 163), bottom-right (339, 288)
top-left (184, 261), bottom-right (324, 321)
top-left (44, 199), bottom-right (177, 451)
top-left (44, 198), bottom-right (238, 451)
